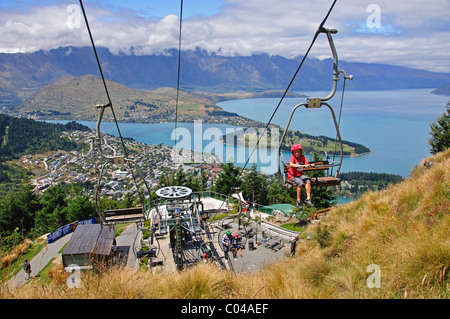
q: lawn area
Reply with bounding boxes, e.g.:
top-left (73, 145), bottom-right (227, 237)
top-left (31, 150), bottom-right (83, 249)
top-left (280, 222), bottom-right (305, 233)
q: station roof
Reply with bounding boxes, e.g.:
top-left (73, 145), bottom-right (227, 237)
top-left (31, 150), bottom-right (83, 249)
top-left (62, 223), bottom-right (116, 256)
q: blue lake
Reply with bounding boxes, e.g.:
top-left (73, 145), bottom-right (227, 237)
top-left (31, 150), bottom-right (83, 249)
top-left (218, 89), bottom-right (449, 177)
top-left (51, 89), bottom-right (449, 178)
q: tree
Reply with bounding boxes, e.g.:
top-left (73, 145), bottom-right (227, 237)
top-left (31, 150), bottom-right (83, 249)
top-left (119, 192), bottom-right (138, 209)
top-left (429, 103), bottom-right (450, 154)
top-left (0, 183), bottom-right (41, 237)
top-left (267, 181), bottom-right (295, 205)
top-left (35, 185), bottom-right (68, 233)
top-left (241, 164), bottom-right (268, 205)
top-left (175, 168), bottom-right (187, 186)
top-left (185, 173), bottom-right (200, 192)
top-left (156, 169), bottom-right (173, 189)
top-left (199, 171), bottom-right (210, 191)
top-left (66, 195), bottom-right (97, 222)
top-left (307, 152), bottom-right (337, 209)
top-left (213, 162), bottom-right (241, 195)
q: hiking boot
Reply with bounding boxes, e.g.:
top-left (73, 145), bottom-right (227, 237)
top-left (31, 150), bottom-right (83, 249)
top-left (297, 201), bottom-right (302, 210)
top-left (305, 199), bottom-right (314, 207)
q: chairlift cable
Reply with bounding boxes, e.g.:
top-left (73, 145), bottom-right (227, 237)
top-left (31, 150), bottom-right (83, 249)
top-left (215, 0), bottom-right (339, 212)
top-left (79, 0), bottom-right (151, 217)
top-left (174, 0), bottom-right (184, 146)
top-left (240, 0), bottom-right (338, 174)
top-left (263, 0), bottom-right (338, 130)
top-left (79, 0), bottom-right (123, 154)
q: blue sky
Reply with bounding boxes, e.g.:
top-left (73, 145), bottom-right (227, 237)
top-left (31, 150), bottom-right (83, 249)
top-left (102, 0), bottom-right (226, 18)
top-left (0, 0), bottom-right (449, 73)
top-left (0, 0), bottom-right (226, 19)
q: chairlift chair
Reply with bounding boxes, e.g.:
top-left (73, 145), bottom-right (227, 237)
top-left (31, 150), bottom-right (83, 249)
top-left (277, 27), bottom-right (353, 190)
top-left (94, 102), bottom-right (149, 225)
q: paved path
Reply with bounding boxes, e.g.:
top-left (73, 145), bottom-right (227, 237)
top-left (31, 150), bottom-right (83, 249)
top-left (115, 222), bottom-right (141, 269)
top-left (5, 233), bottom-right (73, 289)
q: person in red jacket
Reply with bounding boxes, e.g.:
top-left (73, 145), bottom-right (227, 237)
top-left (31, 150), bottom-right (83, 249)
top-left (288, 144), bottom-right (315, 209)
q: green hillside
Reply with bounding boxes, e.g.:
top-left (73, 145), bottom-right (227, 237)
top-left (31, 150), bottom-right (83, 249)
top-left (222, 126), bottom-right (370, 155)
top-left (12, 75), bottom-right (233, 122)
top-left (0, 114), bottom-right (88, 161)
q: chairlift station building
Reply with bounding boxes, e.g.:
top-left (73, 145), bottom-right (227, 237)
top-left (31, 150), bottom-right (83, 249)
top-left (62, 223), bottom-right (116, 268)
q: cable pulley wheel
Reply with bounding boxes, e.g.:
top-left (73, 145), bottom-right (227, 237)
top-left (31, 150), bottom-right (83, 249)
top-left (155, 186), bottom-right (192, 199)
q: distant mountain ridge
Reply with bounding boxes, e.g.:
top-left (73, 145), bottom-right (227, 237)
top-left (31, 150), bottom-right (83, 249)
top-left (432, 84), bottom-right (450, 96)
top-left (1, 46), bottom-right (450, 105)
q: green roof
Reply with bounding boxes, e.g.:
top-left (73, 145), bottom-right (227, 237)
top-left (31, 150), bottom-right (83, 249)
top-left (259, 204), bottom-right (295, 215)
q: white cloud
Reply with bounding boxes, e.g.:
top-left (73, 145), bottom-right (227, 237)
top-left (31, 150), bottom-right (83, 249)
top-left (0, 0), bottom-right (449, 72)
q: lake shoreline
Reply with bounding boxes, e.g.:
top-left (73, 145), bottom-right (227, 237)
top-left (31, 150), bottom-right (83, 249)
top-left (39, 114), bottom-right (370, 157)
top-left (40, 89), bottom-right (448, 178)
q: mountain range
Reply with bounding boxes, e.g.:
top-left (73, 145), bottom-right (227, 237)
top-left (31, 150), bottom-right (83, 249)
top-left (2, 46), bottom-right (450, 106)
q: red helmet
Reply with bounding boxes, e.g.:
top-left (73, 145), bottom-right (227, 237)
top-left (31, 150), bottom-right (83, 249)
top-left (291, 144), bottom-right (302, 153)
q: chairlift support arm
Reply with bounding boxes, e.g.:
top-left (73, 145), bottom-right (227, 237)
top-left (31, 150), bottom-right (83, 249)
top-left (313, 28), bottom-right (353, 103)
top-left (94, 103), bottom-right (131, 165)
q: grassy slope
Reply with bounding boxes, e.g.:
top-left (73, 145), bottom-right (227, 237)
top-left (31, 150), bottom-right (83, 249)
top-left (4, 149), bottom-right (449, 299)
top-left (13, 75), bottom-right (224, 120)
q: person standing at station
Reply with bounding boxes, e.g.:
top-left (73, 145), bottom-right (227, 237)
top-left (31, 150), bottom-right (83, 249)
top-left (232, 233), bottom-right (243, 261)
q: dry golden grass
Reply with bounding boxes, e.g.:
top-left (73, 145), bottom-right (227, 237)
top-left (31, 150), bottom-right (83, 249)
top-left (0, 239), bottom-right (33, 270)
top-left (3, 149), bottom-right (449, 299)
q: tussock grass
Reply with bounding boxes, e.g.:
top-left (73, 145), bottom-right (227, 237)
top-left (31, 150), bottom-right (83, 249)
top-left (0, 239), bottom-right (33, 270)
top-left (1, 237), bottom-right (47, 283)
top-left (155, 263), bottom-right (236, 299)
top-left (3, 149), bottom-right (449, 299)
